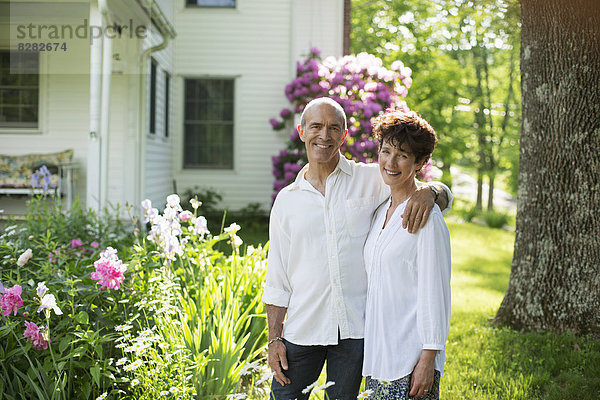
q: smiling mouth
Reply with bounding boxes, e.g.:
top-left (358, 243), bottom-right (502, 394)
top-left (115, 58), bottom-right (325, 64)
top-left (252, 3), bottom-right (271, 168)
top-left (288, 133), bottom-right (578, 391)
top-left (315, 144), bottom-right (332, 149)
top-left (385, 169), bottom-right (400, 176)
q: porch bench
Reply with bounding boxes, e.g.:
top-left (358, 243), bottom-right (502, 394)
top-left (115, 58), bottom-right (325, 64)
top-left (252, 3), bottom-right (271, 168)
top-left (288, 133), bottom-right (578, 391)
top-left (0, 149), bottom-right (77, 209)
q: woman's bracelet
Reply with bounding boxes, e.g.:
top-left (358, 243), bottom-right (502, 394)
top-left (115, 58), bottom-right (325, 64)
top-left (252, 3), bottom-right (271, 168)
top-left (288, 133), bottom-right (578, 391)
top-left (268, 336), bottom-right (283, 346)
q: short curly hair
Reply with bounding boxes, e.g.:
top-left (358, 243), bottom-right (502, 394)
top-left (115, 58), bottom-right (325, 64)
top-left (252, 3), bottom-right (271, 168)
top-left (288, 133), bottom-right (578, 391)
top-left (372, 111), bottom-right (438, 164)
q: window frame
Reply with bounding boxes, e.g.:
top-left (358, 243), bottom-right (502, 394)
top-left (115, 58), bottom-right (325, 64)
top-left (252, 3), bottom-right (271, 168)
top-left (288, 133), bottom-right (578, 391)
top-left (0, 49), bottom-right (42, 132)
top-left (182, 77), bottom-right (235, 170)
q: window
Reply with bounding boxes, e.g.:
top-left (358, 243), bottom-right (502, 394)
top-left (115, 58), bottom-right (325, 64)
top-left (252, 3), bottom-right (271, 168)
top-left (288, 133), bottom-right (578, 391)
top-left (0, 50), bottom-right (39, 129)
top-left (164, 72), bottom-right (170, 138)
top-left (184, 78), bottom-right (234, 169)
top-left (149, 58), bottom-right (157, 134)
top-left (186, 0), bottom-right (235, 7)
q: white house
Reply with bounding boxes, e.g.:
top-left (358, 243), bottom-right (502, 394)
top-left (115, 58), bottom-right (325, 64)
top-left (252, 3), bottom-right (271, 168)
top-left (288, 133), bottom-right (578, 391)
top-left (0, 0), bottom-right (347, 216)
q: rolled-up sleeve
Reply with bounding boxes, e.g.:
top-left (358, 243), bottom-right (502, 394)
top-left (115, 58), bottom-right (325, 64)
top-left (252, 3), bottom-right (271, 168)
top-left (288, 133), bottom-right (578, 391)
top-left (262, 205), bottom-right (292, 307)
top-left (416, 210), bottom-right (452, 350)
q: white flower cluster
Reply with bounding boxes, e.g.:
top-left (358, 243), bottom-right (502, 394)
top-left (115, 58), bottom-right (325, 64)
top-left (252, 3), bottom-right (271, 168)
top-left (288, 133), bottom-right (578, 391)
top-left (141, 195), bottom-right (209, 263)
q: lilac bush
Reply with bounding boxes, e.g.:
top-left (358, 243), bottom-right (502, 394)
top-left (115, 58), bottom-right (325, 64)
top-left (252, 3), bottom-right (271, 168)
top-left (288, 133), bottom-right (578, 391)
top-left (270, 48), bottom-right (438, 201)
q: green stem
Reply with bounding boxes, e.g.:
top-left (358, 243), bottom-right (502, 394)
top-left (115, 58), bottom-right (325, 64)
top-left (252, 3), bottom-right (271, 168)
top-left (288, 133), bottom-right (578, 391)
top-left (45, 312), bottom-right (60, 377)
top-left (6, 318), bottom-right (37, 371)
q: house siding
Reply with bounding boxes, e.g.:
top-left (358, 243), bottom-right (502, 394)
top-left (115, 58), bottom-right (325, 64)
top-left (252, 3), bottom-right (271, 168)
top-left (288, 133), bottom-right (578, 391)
top-left (0, 53), bottom-right (90, 203)
top-left (143, 20), bottom-right (175, 210)
top-left (173, 0), bottom-right (343, 211)
top-left (1, 0), bottom-right (343, 215)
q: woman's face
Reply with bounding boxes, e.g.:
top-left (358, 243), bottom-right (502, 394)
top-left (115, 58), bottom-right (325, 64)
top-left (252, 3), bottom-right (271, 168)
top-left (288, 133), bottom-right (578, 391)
top-left (378, 139), bottom-right (424, 188)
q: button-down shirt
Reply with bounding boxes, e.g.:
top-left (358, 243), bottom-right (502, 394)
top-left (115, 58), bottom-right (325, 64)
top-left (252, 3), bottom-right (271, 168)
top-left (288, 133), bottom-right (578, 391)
top-left (262, 155), bottom-right (452, 346)
top-left (363, 198), bottom-right (451, 380)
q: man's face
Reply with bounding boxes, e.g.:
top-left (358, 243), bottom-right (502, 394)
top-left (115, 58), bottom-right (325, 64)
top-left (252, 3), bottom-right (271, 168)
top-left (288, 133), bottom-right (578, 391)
top-left (298, 104), bottom-right (347, 165)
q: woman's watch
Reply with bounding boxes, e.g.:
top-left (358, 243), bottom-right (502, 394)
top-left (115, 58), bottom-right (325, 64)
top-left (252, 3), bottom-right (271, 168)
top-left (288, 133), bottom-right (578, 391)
top-left (430, 185), bottom-right (440, 202)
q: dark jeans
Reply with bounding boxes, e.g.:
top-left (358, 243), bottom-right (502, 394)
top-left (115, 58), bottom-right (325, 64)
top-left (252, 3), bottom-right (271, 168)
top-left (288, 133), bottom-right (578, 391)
top-left (270, 337), bottom-right (364, 400)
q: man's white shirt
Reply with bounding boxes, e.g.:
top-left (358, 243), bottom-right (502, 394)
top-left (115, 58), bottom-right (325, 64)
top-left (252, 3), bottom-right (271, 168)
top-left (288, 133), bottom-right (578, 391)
top-left (262, 155), bottom-right (453, 345)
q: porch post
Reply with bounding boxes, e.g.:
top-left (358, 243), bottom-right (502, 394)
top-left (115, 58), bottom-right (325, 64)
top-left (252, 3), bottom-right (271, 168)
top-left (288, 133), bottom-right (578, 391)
top-left (87, 3), bottom-right (102, 211)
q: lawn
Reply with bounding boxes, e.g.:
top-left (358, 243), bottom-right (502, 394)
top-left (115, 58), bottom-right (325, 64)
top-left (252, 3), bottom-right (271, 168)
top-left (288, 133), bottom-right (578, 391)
top-left (442, 220), bottom-right (600, 400)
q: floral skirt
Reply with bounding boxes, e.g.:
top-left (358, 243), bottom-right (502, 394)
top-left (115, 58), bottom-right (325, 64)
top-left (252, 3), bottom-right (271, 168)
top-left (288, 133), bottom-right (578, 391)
top-left (365, 370), bottom-right (441, 400)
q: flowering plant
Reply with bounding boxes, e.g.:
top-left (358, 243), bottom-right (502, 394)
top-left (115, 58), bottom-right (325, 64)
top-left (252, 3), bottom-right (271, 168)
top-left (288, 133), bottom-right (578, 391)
top-left (0, 197), bottom-right (133, 399)
top-left (269, 48), bottom-right (418, 200)
top-left (0, 284), bottom-right (23, 316)
top-left (91, 247), bottom-right (127, 290)
top-left (31, 164), bottom-right (56, 192)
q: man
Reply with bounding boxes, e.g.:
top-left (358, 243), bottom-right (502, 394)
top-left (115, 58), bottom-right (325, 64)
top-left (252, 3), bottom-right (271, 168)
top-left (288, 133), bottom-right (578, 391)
top-left (263, 97), bottom-right (451, 400)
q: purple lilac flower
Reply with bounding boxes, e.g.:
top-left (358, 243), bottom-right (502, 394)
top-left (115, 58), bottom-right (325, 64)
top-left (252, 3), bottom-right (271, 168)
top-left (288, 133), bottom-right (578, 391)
top-left (279, 108), bottom-right (292, 119)
top-left (270, 118), bottom-right (281, 129)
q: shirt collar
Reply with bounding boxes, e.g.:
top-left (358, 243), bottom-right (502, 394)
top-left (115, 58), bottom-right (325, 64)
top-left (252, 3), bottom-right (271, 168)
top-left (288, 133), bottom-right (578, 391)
top-left (290, 154), bottom-right (353, 191)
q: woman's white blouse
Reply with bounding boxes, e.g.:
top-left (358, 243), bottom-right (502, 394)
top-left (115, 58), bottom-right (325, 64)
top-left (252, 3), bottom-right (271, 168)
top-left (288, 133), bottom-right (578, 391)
top-left (362, 197), bottom-right (451, 381)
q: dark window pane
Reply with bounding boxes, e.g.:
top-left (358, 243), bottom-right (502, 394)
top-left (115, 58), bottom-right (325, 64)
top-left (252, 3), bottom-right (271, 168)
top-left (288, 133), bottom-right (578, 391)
top-left (21, 106), bottom-right (37, 122)
top-left (223, 80), bottom-right (234, 97)
top-left (165, 73), bottom-right (170, 137)
top-left (187, 0), bottom-right (236, 7)
top-left (149, 59), bottom-right (157, 134)
top-left (21, 89), bottom-right (38, 105)
top-left (223, 102), bottom-right (234, 121)
top-left (2, 105), bottom-right (19, 122)
top-left (1, 89), bottom-right (19, 105)
top-left (183, 77), bottom-right (234, 168)
top-left (0, 50), bottom-right (39, 129)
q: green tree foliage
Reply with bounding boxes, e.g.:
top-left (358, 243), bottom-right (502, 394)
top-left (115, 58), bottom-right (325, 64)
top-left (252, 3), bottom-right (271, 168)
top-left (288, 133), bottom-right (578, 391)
top-left (351, 0), bottom-right (521, 204)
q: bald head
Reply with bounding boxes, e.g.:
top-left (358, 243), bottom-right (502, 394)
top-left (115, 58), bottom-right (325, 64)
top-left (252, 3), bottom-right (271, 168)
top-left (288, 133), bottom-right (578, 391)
top-left (300, 98), bottom-right (347, 131)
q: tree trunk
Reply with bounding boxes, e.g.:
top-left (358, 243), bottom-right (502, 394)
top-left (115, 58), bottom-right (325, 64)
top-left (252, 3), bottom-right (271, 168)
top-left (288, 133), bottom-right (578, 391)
top-left (473, 39), bottom-right (489, 212)
top-left (487, 173), bottom-right (494, 211)
top-left (343, 0), bottom-right (351, 56)
top-left (476, 169), bottom-right (483, 210)
top-left (495, 0), bottom-right (600, 334)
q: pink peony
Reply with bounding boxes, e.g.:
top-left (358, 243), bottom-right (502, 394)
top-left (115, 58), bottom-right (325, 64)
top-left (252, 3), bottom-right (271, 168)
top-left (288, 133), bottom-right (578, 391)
top-left (0, 284), bottom-right (23, 316)
top-left (90, 241), bottom-right (100, 248)
top-left (24, 321), bottom-right (49, 350)
top-left (70, 238), bottom-right (83, 248)
top-left (91, 254), bottom-right (127, 290)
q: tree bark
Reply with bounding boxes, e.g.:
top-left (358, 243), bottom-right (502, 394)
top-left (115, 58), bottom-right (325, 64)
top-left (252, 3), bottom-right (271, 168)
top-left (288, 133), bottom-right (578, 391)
top-left (476, 169), bottom-right (483, 210)
top-left (495, 0), bottom-right (600, 334)
top-left (487, 173), bottom-right (494, 211)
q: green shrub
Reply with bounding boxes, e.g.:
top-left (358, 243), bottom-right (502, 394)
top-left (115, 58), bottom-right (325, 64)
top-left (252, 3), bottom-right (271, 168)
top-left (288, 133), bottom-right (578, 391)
top-left (482, 210), bottom-right (510, 229)
top-left (451, 203), bottom-right (481, 223)
top-left (1, 194), bottom-right (270, 399)
top-left (0, 196), bottom-right (134, 399)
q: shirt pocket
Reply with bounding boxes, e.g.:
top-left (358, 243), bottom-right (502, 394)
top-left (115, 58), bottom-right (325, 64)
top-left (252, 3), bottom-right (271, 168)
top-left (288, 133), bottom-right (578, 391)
top-left (345, 196), bottom-right (377, 237)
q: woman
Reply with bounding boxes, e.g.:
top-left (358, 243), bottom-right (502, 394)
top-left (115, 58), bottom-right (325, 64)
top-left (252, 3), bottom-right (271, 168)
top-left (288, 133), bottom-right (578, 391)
top-left (362, 111), bottom-right (451, 399)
